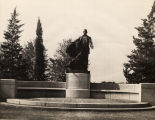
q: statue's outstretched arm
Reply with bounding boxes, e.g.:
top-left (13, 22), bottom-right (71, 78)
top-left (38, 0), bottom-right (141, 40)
top-left (90, 38), bottom-right (94, 49)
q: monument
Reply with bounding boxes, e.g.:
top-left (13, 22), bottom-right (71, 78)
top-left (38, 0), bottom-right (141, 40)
top-left (66, 29), bottom-right (94, 98)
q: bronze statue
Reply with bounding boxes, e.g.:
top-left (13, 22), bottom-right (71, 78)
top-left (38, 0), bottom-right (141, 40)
top-left (66, 29), bottom-right (94, 71)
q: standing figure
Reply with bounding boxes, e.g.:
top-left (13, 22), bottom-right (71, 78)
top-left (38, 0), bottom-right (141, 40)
top-left (66, 29), bottom-right (94, 71)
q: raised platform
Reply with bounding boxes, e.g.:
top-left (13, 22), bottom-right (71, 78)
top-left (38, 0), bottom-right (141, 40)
top-left (5, 98), bottom-right (153, 111)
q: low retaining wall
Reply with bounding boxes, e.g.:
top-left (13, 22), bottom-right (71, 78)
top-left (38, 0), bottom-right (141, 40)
top-left (0, 80), bottom-right (155, 105)
top-left (16, 81), bottom-right (66, 98)
top-left (90, 83), bottom-right (141, 101)
top-left (17, 88), bottom-right (65, 98)
top-left (90, 90), bottom-right (140, 101)
top-left (90, 83), bottom-right (140, 92)
top-left (0, 80), bottom-right (66, 98)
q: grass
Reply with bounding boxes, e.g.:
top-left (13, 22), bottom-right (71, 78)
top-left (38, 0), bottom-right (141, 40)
top-left (0, 104), bottom-right (155, 120)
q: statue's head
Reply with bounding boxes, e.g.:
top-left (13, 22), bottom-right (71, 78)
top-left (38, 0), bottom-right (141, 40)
top-left (83, 29), bottom-right (87, 35)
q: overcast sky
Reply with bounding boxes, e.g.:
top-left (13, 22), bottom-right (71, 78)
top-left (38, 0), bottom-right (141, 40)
top-left (0, 0), bottom-right (154, 83)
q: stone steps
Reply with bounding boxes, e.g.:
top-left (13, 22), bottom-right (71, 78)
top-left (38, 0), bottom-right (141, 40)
top-left (30, 98), bottom-right (139, 103)
top-left (6, 98), bottom-right (151, 109)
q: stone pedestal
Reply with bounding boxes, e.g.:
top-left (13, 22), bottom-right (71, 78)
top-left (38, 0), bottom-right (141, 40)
top-left (66, 71), bottom-right (90, 98)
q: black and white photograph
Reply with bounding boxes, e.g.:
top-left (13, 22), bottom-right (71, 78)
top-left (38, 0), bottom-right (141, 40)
top-left (0, 0), bottom-right (155, 119)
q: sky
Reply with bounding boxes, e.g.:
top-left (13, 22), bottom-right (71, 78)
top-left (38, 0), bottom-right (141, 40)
top-left (0, 0), bottom-right (154, 83)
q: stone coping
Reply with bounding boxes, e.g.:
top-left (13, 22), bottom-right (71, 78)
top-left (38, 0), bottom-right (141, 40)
top-left (0, 79), bottom-right (16, 85)
top-left (91, 89), bottom-right (139, 94)
top-left (16, 81), bottom-right (65, 83)
top-left (17, 87), bottom-right (66, 90)
top-left (0, 79), bottom-right (16, 81)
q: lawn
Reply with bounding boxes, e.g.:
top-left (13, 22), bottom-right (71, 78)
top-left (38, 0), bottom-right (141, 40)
top-left (0, 104), bottom-right (155, 120)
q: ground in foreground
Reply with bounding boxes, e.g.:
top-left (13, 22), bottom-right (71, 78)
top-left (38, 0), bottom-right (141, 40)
top-left (0, 104), bottom-right (155, 120)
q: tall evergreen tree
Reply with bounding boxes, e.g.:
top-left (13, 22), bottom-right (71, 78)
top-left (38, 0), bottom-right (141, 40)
top-left (0, 8), bottom-right (25, 79)
top-left (34, 18), bottom-right (46, 81)
top-left (123, 2), bottom-right (155, 83)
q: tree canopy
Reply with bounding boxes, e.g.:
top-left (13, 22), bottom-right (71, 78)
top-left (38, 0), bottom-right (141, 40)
top-left (47, 39), bottom-right (72, 82)
top-left (0, 8), bottom-right (26, 80)
top-left (123, 2), bottom-right (155, 83)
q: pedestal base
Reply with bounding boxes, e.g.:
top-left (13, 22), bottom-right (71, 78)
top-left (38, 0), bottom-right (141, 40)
top-left (66, 89), bottom-right (90, 98)
top-left (66, 71), bottom-right (90, 98)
